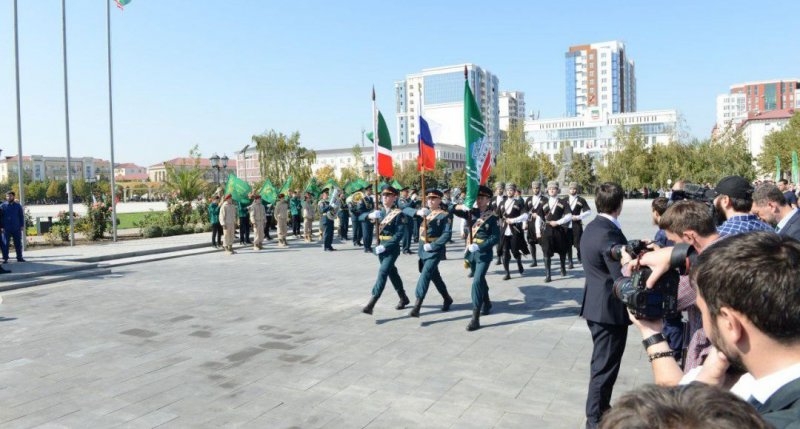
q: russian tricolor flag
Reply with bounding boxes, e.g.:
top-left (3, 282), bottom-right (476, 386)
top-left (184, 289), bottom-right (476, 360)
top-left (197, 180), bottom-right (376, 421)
top-left (417, 116), bottom-right (436, 172)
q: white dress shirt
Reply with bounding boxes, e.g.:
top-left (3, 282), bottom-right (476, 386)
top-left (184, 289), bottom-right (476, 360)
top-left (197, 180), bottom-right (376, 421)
top-left (503, 198), bottom-right (529, 236)
top-left (598, 213), bottom-right (621, 230)
top-left (568, 195), bottom-right (593, 229)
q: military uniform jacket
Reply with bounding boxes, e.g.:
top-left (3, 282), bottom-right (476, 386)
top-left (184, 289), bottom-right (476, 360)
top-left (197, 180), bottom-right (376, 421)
top-left (302, 199), bottom-right (316, 218)
top-left (453, 207), bottom-right (500, 262)
top-left (568, 196), bottom-right (591, 226)
top-left (376, 208), bottom-right (408, 254)
top-left (337, 196), bottom-right (349, 217)
top-left (318, 200), bottom-right (334, 225)
top-left (538, 197), bottom-right (570, 255)
top-left (500, 197), bottom-right (527, 236)
top-left (356, 196), bottom-right (376, 222)
top-left (249, 201), bottom-right (266, 224)
top-left (525, 194), bottom-right (545, 241)
top-left (220, 200), bottom-right (237, 228)
top-left (402, 208), bottom-right (452, 260)
top-left (348, 200), bottom-right (359, 220)
top-left (263, 201), bottom-right (274, 217)
top-left (274, 200), bottom-right (289, 220)
top-left (489, 195), bottom-right (508, 218)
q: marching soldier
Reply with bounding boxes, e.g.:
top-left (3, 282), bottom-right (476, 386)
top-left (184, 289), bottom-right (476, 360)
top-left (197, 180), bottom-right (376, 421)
top-left (453, 185), bottom-right (500, 331)
top-left (406, 189), bottom-right (454, 317)
top-left (318, 188), bottom-right (337, 251)
top-left (357, 187), bottom-right (376, 253)
top-left (361, 186), bottom-right (411, 314)
top-left (525, 181), bottom-right (544, 267)
top-left (275, 193), bottom-right (289, 247)
top-left (499, 183), bottom-right (530, 280)
top-left (302, 191), bottom-right (316, 242)
top-left (490, 182), bottom-right (506, 265)
top-left (535, 181), bottom-right (573, 282)
top-left (348, 187), bottom-right (363, 247)
top-left (399, 185), bottom-right (414, 255)
top-left (337, 191), bottom-right (349, 240)
top-left (567, 182), bottom-right (593, 267)
top-left (219, 194), bottom-right (238, 254)
top-left (248, 194), bottom-right (266, 250)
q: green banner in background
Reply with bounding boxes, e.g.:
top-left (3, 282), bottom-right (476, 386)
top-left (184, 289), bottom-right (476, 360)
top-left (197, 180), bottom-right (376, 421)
top-left (792, 151), bottom-right (799, 184)
top-left (224, 174), bottom-right (252, 204)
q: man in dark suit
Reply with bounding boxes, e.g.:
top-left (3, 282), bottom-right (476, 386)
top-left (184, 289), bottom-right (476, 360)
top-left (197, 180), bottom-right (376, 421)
top-left (752, 183), bottom-right (800, 241)
top-left (579, 182), bottom-right (630, 429)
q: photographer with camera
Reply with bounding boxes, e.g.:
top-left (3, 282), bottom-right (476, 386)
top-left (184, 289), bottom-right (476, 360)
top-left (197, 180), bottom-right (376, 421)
top-left (712, 175), bottom-right (772, 236)
top-left (578, 182), bottom-right (631, 429)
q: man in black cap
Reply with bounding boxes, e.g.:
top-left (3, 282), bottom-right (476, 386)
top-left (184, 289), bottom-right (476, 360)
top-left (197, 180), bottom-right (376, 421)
top-left (357, 186), bottom-right (376, 253)
top-left (405, 189), bottom-right (454, 317)
top-left (525, 180), bottom-right (544, 267)
top-left (567, 182), bottom-right (593, 268)
top-left (361, 185), bottom-right (412, 314)
top-left (499, 183), bottom-right (529, 280)
top-left (453, 185), bottom-right (500, 331)
top-left (711, 175), bottom-right (773, 237)
top-left (318, 188), bottom-right (337, 251)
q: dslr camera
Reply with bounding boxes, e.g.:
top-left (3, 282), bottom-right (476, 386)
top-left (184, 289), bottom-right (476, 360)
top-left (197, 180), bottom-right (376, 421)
top-left (608, 240), bottom-right (681, 320)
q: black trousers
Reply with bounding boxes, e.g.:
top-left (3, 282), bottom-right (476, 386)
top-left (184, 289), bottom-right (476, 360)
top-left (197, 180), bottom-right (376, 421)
top-left (292, 215), bottom-right (301, 235)
top-left (585, 321), bottom-right (628, 428)
top-left (211, 222), bottom-right (223, 246)
top-left (338, 214), bottom-right (349, 239)
top-left (238, 217), bottom-right (250, 244)
top-left (264, 217), bottom-right (272, 240)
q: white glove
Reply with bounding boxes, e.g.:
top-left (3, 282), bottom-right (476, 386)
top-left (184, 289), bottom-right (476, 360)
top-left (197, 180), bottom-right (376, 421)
top-left (469, 243), bottom-right (480, 253)
top-left (374, 245), bottom-right (386, 255)
top-left (368, 210), bottom-right (382, 220)
top-left (416, 208), bottom-right (430, 217)
top-left (411, 194), bottom-right (418, 201)
top-left (423, 243), bottom-right (433, 252)
top-left (330, 203), bottom-right (338, 210)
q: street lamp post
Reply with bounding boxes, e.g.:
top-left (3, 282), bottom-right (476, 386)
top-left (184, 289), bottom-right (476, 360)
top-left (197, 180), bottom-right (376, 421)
top-left (221, 155), bottom-right (229, 185)
top-left (210, 153), bottom-right (220, 186)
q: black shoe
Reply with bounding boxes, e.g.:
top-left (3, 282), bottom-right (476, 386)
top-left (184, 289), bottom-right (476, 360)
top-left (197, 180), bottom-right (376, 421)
top-left (545, 274), bottom-right (552, 283)
top-left (441, 295), bottom-right (453, 312)
top-left (467, 272), bottom-right (474, 278)
top-left (466, 308), bottom-right (481, 331)
top-left (517, 261), bottom-right (524, 275)
top-left (395, 293), bottom-right (410, 310)
top-left (530, 260), bottom-right (538, 267)
top-left (0, 266), bottom-right (9, 274)
top-left (495, 258), bottom-right (502, 266)
top-left (362, 296), bottom-right (379, 315)
top-left (364, 248), bottom-right (373, 253)
top-left (2, 259), bottom-right (7, 264)
top-left (326, 248), bottom-right (337, 251)
top-left (503, 273), bottom-right (511, 281)
top-left (482, 300), bottom-right (492, 316)
top-left (561, 267), bottom-right (567, 276)
top-left (409, 299), bottom-right (423, 317)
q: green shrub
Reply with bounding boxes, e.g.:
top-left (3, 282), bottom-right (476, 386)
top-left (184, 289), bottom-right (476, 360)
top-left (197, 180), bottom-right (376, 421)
top-left (183, 225), bottom-right (195, 234)
top-left (203, 223), bottom-right (212, 232)
top-left (165, 225), bottom-right (183, 236)
top-left (194, 226), bottom-right (204, 233)
top-left (143, 226), bottom-right (163, 238)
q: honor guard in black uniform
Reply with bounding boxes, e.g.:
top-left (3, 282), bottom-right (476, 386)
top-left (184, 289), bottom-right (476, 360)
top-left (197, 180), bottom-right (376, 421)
top-left (535, 181), bottom-right (573, 282)
top-left (361, 186), bottom-right (411, 315)
top-left (525, 181), bottom-right (544, 267)
top-left (499, 183), bottom-right (530, 280)
top-left (357, 187), bottom-right (376, 253)
top-left (453, 185), bottom-right (500, 331)
top-left (489, 182), bottom-right (506, 265)
top-left (399, 186), bottom-right (414, 254)
top-left (348, 188), bottom-right (363, 246)
top-left (566, 182), bottom-right (593, 267)
top-left (337, 191), bottom-right (349, 240)
top-left (405, 189), bottom-right (454, 317)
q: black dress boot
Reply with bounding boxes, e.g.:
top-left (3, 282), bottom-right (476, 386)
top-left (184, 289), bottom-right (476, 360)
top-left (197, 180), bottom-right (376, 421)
top-left (502, 256), bottom-right (511, 280)
top-left (482, 298), bottom-right (492, 315)
top-left (395, 292), bottom-right (410, 310)
top-left (466, 308), bottom-right (481, 331)
top-left (530, 247), bottom-right (538, 267)
top-left (568, 249), bottom-right (574, 269)
top-left (441, 293), bottom-right (453, 311)
top-left (409, 299), bottom-right (423, 317)
top-left (517, 258), bottom-right (524, 275)
top-left (362, 296), bottom-right (379, 315)
top-left (560, 256), bottom-right (567, 276)
top-left (544, 257), bottom-right (552, 283)
top-left (577, 250), bottom-right (582, 264)
top-left (495, 255), bottom-right (502, 266)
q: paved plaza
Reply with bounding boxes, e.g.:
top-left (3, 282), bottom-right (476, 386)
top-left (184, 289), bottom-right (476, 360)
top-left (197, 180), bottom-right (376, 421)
top-left (1, 199), bottom-right (659, 428)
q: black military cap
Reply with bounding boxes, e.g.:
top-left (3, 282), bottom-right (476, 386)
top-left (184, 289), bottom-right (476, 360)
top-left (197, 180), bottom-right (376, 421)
top-left (381, 186), bottom-right (399, 196)
top-left (478, 185), bottom-right (493, 198)
top-left (426, 189), bottom-right (443, 198)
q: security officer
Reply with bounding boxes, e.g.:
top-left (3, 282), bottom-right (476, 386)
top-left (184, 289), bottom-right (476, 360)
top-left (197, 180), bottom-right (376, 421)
top-left (490, 182), bottom-right (506, 265)
top-left (348, 187), bottom-right (363, 247)
top-left (405, 189), bottom-right (454, 317)
top-left (535, 181), bottom-right (573, 282)
top-left (318, 188), bottom-right (337, 251)
top-left (399, 185), bottom-right (414, 255)
top-left (361, 185), bottom-right (411, 314)
top-left (499, 183), bottom-right (529, 280)
top-left (453, 185), bottom-right (500, 331)
top-left (525, 181), bottom-right (544, 267)
top-left (337, 191), bottom-right (349, 240)
top-left (567, 182), bottom-right (592, 267)
top-left (357, 186), bottom-right (376, 253)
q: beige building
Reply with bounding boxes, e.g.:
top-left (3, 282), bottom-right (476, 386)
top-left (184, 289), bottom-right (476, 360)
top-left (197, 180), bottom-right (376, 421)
top-left (148, 157), bottom-right (237, 183)
top-left (0, 155), bottom-right (112, 183)
top-left (114, 163), bottom-right (148, 181)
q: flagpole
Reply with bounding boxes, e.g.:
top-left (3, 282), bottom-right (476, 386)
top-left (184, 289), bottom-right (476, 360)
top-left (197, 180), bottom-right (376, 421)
top-left (371, 86), bottom-right (380, 245)
top-left (418, 87), bottom-right (428, 242)
top-left (62, 0), bottom-right (75, 246)
top-left (107, 0), bottom-right (118, 242)
top-left (464, 66), bottom-right (473, 256)
top-left (13, 0), bottom-right (26, 252)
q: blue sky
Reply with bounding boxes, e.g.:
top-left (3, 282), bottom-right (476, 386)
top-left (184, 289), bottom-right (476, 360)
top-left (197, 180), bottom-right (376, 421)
top-left (1, 0), bottom-right (798, 167)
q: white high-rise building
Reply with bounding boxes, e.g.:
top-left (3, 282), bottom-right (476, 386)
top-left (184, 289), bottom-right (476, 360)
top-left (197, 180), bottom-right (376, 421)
top-left (499, 91), bottom-right (526, 132)
top-left (395, 64), bottom-right (500, 156)
top-left (715, 93), bottom-right (747, 131)
top-left (565, 41), bottom-right (636, 117)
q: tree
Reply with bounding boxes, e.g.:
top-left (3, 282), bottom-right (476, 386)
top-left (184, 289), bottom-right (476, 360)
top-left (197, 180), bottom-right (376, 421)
top-left (392, 161), bottom-right (419, 190)
top-left (314, 165), bottom-right (336, 184)
top-left (596, 125), bottom-right (652, 190)
top-left (531, 153), bottom-right (557, 183)
top-left (449, 169), bottom-right (466, 190)
top-left (26, 181), bottom-right (47, 202)
top-left (351, 145), bottom-right (364, 177)
top-left (339, 166), bottom-right (360, 184)
top-left (163, 145), bottom-right (210, 201)
top-left (494, 122), bottom-right (538, 187)
top-left (756, 112), bottom-right (800, 177)
top-left (72, 178), bottom-right (89, 202)
top-left (568, 153), bottom-right (596, 191)
top-left (254, 130), bottom-right (316, 188)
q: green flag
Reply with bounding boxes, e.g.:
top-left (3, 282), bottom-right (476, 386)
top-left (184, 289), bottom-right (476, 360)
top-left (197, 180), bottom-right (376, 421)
top-left (463, 77), bottom-right (490, 208)
top-left (278, 176), bottom-right (293, 196)
top-left (792, 152), bottom-right (799, 185)
top-left (115, 0), bottom-right (132, 10)
top-left (224, 174), bottom-right (252, 204)
top-left (260, 179), bottom-right (278, 203)
top-left (324, 178), bottom-right (338, 192)
top-left (776, 156), bottom-right (782, 182)
top-left (305, 177), bottom-right (320, 197)
top-left (391, 179), bottom-right (402, 190)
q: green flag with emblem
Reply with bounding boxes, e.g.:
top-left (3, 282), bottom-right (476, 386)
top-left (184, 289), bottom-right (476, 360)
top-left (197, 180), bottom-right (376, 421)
top-left (278, 176), bottom-right (293, 196)
top-left (224, 174), bottom-right (252, 204)
top-left (260, 179), bottom-right (278, 203)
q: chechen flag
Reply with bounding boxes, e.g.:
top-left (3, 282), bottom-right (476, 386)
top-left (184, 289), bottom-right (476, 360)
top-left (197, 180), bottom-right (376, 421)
top-left (367, 111), bottom-right (394, 177)
top-left (417, 116), bottom-right (436, 172)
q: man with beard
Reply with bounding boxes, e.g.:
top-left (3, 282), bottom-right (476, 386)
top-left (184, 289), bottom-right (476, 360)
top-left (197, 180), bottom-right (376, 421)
top-left (566, 182), bottom-right (593, 268)
top-left (499, 183), bottom-right (529, 280)
top-left (490, 182), bottom-right (506, 265)
top-left (525, 181), bottom-right (544, 267)
top-left (711, 175), bottom-right (772, 237)
top-left (751, 183), bottom-right (800, 241)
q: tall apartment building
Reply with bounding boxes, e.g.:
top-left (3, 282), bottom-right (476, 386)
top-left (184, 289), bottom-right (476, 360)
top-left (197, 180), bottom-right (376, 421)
top-left (715, 93), bottom-right (747, 130)
top-left (565, 41), bottom-right (636, 117)
top-left (715, 79), bottom-right (800, 130)
top-left (499, 91), bottom-right (526, 132)
top-left (395, 64), bottom-right (500, 156)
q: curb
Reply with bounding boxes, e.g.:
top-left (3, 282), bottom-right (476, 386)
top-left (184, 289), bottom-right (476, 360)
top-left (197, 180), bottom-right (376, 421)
top-left (0, 268), bottom-right (113, 292)
top-left (0, 263), bottom-right (101, 283)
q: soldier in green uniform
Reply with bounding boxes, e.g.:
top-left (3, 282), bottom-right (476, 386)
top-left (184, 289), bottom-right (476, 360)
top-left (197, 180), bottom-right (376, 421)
top-left (361, 186), bottom-right (411, 315)
top-left (453, 185), bottom-right (500, 331)
top-left (348, 188), bottom-right (363, 247)
top-left (318, 188), bottom-right (337, 251)
top-left (405, 189), bottom-right (454, 317)
top-left (357, 187), bottom-right (376, 253)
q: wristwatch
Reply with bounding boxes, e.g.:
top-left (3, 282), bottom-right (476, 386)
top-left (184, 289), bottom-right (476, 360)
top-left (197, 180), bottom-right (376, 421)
top-left (642, 333), bottom-right (666, 350)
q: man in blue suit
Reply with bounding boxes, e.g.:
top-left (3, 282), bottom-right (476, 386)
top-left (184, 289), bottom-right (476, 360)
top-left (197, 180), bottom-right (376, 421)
top-left (1, 191), bottom-right (25, 264)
